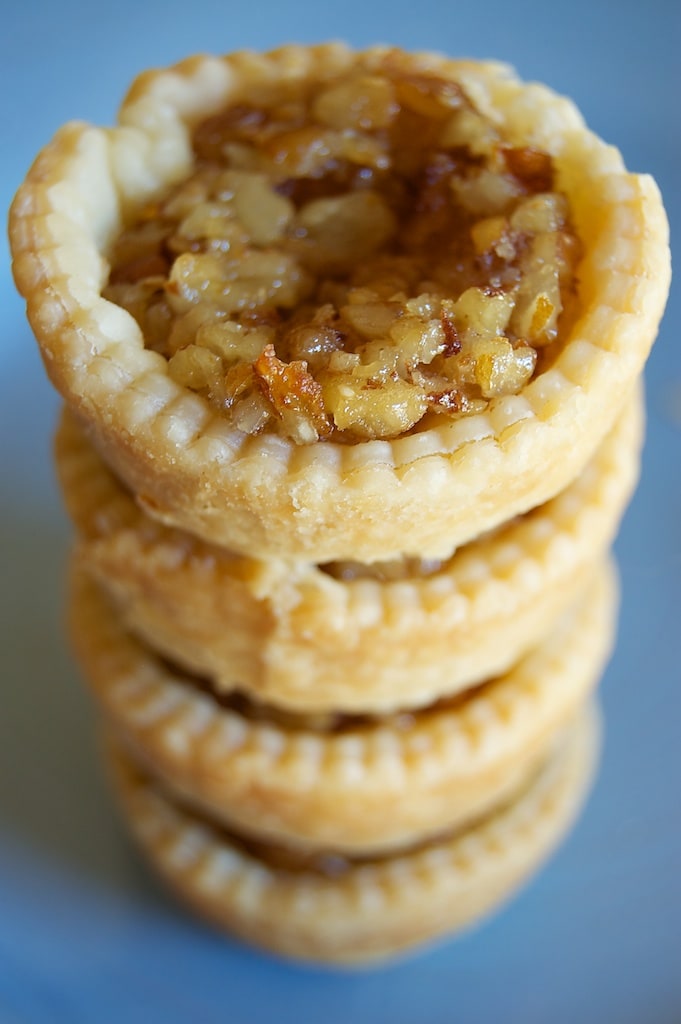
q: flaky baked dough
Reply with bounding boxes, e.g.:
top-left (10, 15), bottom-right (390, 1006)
top-left (107, 703), bottom-right (598, 965)
top-left (10, 45), bottom-right (669, 562)
top-left (57, 395), bottom-right (639, 713)
top-left (70, 564), bottom-right (615, 854)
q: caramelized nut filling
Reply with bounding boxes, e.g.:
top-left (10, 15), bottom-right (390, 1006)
top-left (105, 57), bottom-right (580, 444)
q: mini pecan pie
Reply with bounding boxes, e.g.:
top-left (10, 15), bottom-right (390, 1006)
top-left (57, 396), bottom-right (639, 713)
top-left (70, 563), bottom-right (614, 854)
top-left (10, 45), bottom-right (670, 561)
top-left (107, 703), bottom-right (598, 964)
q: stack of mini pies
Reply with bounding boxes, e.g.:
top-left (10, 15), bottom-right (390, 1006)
top-left (10, 45), bottom-right (670, 965)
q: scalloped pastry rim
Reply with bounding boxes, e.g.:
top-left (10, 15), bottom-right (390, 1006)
top-left (10, 43), bottom-right (670, 561)
top-left (70, 562), bottom-right (615, 853)
top-left (107, 699), bottom-right (598, 964)
top-left (58, 393), bottom-right (638, 712)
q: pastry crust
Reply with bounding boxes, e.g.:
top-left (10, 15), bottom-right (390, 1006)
top-left (57, 394), bottom-right (639, 713)
top-left (69, 564), bottom-right (615, 854)
top-left (10, 44), bottom-right (669, 562)
top-left (107, 703), bottom-right (598, 965)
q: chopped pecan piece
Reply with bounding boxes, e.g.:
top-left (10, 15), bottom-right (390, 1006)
top-left (104, 62), bottom-right (579, 443)
top-left (254, 344), bottom-right (332, 443)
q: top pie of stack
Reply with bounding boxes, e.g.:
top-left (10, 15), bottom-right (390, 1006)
top-left (9, 44), bottom-right (670, 562)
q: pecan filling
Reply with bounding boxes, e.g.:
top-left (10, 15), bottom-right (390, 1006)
top-left (105, 56), bottom-right (580, 444)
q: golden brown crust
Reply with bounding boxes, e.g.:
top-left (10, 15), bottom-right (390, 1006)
top-left (106, 702), bottom-right (599, 965)
top-left (69, 564), bottom-right (616, 854)
top-left (57, 394), bottom-right (639, 712)
top-left (9, 45), bottom-right (670, 562)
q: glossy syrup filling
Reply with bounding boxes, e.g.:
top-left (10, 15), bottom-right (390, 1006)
top-left (104, 54), bottom-right (580, 445)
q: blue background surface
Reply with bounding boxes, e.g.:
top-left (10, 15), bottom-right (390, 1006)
top-left (1, 2), bottom-right (679, 1021)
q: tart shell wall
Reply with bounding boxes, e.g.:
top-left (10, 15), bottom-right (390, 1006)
top-left (57, 394), bottom-right (640, 713)
top-left (69, 563), bottom-right (615, 854)
top-left (107, 701), bottom-right (598, 965)
top-left (9, 44), bottom-right (670, 563)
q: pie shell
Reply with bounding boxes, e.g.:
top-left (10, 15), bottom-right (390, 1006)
top-left (57, 394), bottom-right (638, 713)
top-left (9, 44), bottom-right (670, 563)
top-left (69, 563), bottom-right (615, 854)
top-left (106, 701), bottom-right (598, 965)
